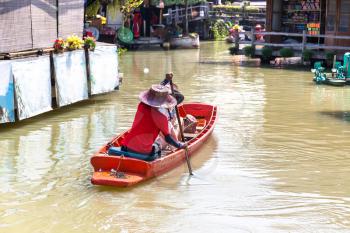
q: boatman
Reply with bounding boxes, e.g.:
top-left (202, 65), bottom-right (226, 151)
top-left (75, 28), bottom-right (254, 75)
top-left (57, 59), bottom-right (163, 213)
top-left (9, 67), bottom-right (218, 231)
top-left (121, 84), bottom-right (187, 160)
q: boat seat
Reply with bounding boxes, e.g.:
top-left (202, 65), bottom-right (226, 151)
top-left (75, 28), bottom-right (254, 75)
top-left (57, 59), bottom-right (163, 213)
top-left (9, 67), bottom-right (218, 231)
top-left (108, 147), bottom-right (158, 161)
top-left (196, 118), bottom-right (207, 131)
top-left (184, 119), bottom-right (207, 140)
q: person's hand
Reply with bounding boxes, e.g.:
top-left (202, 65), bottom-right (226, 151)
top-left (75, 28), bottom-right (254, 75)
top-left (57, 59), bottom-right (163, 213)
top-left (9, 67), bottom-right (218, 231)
top-left (165, 73), bottom-right (173, 81)
top-left (179, 142), bottom-right (188, 149)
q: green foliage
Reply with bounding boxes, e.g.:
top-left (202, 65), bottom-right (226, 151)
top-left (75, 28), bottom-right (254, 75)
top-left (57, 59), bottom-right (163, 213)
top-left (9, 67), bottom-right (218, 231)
top-left (243, 46), bottom-right (255, 58)
top-left (229, 46), bottom-right (238, 55)
top-left (213, 5), bottom-right (259, 13)
top-left (245, 6), bottom-right (259, 13)
top-left (121, 0), bottom-right (143, 23)
top-left (117, 47), bottom-right (128, 56)
top-left (213, 5), bottom-right (242, 12)
top-left (261, 46), bottom-right (273, 61)
top-left (279, 48), bottom-right (294, 58)
top-left (225, 21), bottom-right (233, 28)
top-left (86, 0), bottom-right (100, 17)
top-left (107, 0), bottom-right (121, 21)
top-left (325, 50), bottom-right (336, 61)
top-left (151, 0), bottom-right (205, 6)
top-left (210, 19), bottom-right (229, 40)
top-left (302, 49), bottom-right (314, 61)
top-left (84, 37), bottom-right (96, 51)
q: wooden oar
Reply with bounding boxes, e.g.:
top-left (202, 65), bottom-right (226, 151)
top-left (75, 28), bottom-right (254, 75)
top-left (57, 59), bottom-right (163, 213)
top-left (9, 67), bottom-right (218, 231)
top-left (169, 78), bottom-right (193, 175)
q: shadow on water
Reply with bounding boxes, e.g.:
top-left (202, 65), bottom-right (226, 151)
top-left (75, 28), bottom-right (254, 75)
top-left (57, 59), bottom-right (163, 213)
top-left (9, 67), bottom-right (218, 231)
top-left (319, 111), bottom-right (350, 122)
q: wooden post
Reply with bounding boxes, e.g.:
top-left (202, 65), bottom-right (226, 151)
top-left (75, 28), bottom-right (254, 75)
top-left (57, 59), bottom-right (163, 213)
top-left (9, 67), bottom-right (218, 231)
top-left (331, 55), bottom-right (337, 78)
top-left (301, 30), bottom-right (307, 61)
top-left (184, 0), bottom-right (189, 35)
top-left (12, 78), bottom-right (19, 122)
top-left (168, 8), bottom-right (172, 25)
top-left (175, 6), bottom-right (179, 24)
top-left (234, 30), bottom-right (240, 52)
top-left (49, 51), bottom-right (58, 108)
top-left (84, 46), bottom-right (92, 97)
top-left (251, 28), bottom-right (256, 52)
top-left (203, 20), bottom-right (209, 40)
top-left (159, 8), bottom-right (163, 24)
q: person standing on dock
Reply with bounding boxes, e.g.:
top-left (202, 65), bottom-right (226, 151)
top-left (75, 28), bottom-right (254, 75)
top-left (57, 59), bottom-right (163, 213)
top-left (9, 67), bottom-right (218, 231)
top-left (121, 84), bottom-right (187, 159)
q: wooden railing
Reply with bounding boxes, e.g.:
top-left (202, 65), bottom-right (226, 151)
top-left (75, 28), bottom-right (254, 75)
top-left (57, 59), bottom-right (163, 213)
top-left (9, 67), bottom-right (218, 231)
top-left (164, 4), bottom-right (266, 25)
top-left (238, 30), bottom-right (350, 51)
top-left (164, 4), bottom-right (210, 25)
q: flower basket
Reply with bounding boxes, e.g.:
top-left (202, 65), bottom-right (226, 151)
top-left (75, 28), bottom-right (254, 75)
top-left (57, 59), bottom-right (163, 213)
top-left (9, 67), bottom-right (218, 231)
top-left (84, 36), bottom-right (96, 51)
top-left (53, 38), bottom-right (66, 54)
top-left (66, 35), bottom-right (84, 51)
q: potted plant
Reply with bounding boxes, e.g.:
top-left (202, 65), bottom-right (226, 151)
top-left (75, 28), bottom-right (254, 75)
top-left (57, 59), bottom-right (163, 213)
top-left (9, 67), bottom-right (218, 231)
top-left (53, 38), bottom-right (66, 53)
top-left (243, 45), bottom-right (255, 58)
top-left (66, 35), bottom-right (84, 51)
top-left (261, 46), bottom-right (273, 63)
top-left (229, 46), bottom-right (238, 55)
top-left (84, 36), bottom-right (96, 51)
top-left (279, 47), bottom-right (294, 58)
top-left (302, 49), bottom-right (314, 65)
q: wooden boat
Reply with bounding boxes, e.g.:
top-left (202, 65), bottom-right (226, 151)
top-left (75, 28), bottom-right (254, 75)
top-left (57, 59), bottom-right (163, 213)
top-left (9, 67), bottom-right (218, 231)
top-left (327, 79), bottom-right (346, 86)
top-left (90, 103), bottom-right (217, 187)
top-left (169, 35), bottom-right (200, 49)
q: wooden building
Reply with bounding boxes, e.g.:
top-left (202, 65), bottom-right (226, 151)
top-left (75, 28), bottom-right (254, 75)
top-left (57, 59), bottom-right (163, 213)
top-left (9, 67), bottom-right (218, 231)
top-left (265, 0), bottom-right (350, 47)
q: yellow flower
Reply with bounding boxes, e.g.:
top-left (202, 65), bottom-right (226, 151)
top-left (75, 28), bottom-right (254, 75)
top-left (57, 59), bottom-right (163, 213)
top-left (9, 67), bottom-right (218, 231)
top-left (233, 24), bottom-right (240, 30)
top-left (66, 35), bottom-right (84, 50)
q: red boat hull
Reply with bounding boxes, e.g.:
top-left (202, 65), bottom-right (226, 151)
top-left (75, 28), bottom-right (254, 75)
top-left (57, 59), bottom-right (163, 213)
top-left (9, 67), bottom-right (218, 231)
top-left (90, 103), bottom-right (217, 187)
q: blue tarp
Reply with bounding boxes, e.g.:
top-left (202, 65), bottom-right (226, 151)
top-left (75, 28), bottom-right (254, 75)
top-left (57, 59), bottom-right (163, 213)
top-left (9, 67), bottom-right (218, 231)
top-left (0, 61), bottom-right (15, 123)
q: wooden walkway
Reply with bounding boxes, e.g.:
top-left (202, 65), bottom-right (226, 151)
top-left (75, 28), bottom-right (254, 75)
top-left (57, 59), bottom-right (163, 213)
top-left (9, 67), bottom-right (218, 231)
top-left (237, 31), bottom-right (350, 52)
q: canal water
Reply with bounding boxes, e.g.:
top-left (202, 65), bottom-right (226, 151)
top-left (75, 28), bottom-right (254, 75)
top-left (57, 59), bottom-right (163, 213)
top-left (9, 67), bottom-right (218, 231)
top-left (1, 42), bottom-right (350, 232)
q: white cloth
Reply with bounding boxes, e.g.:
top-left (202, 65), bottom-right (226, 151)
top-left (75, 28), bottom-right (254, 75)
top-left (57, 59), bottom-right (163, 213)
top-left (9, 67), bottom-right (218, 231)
top-left (12, 57), bottom-right (52, 120)
top-left (54, 50), bottom-right (88, 107)
top-left (90, 45), bottom-right (119, 95)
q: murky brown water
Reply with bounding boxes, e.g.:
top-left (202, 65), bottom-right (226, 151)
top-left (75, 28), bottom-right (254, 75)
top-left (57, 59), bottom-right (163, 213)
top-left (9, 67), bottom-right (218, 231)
top-left (1, 41), bottom-right (350, 232)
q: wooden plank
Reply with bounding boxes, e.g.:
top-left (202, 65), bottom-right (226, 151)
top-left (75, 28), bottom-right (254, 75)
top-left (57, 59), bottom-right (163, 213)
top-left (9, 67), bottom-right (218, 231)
top-left (305, 45), bottom-right (350, 50)
top-left (251, 31), bottom-right (350, 40)
top-left (240, 41), bottom-right (350, 51)
top-left (251, 42), bottom-right (302, 48)
top-left (306, 34), bottom-right (350, 40)
top-left (252, 32), bottom-right (303, 37)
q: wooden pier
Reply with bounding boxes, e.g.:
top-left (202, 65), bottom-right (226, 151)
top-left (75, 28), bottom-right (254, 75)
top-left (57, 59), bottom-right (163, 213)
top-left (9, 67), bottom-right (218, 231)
top-left (233, 30), bottom-right (350, 60)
